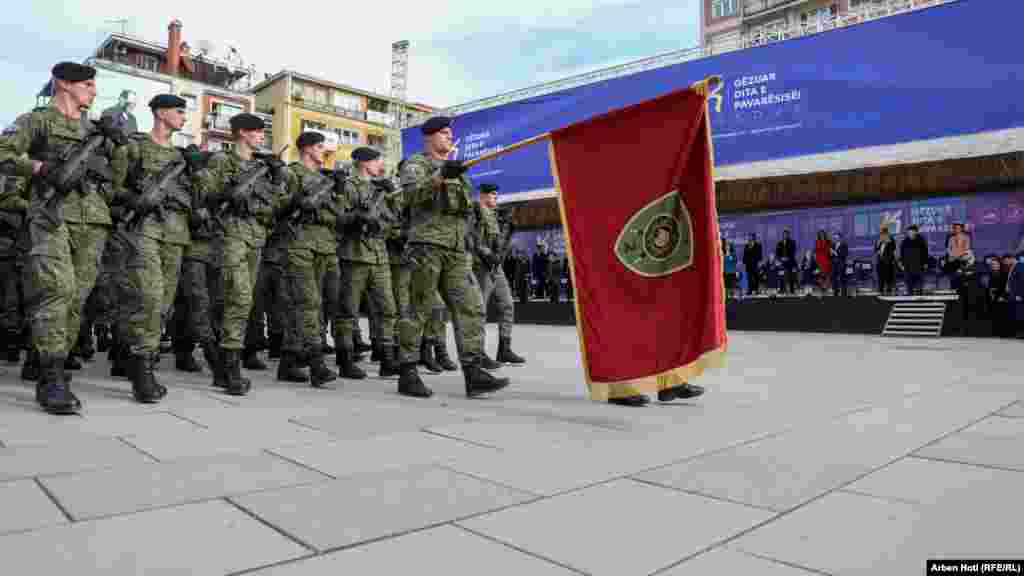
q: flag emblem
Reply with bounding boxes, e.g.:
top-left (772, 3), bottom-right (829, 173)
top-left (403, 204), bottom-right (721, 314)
top-left (614, 189), bottom-right (693, 277)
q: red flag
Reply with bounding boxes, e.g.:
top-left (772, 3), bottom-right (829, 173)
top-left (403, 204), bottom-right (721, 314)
top-left (550, 85), bottom-right (727, 401)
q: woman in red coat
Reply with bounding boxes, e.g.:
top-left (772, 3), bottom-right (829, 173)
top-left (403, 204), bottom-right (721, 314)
top-left (815, 230), bottom-right (833, 292)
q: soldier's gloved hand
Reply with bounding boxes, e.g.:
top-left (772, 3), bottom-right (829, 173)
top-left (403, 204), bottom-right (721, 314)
top-left (189, 207), bottom-right (210, 229)
top-left (264, 158), bottom-right (287, 184)
top-left (300, 195), bottom-right (319, 212)
top-left (372, 178), bottom-right (396, 194)
top-left (136, 194), bottom-right (160, 214)
top-left (183, 145), bottom-right (206, 173)
top-left (440, 160), bottom-right (468, 180)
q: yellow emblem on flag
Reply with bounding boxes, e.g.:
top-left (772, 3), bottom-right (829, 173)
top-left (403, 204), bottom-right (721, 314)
top-left (613, 190), bottom-right (694, 277)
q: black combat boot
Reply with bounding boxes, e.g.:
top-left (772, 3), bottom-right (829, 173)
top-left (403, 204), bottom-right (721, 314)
top-left (95, 323), bottom-right (112, 353)
top-left (131, 353), bottom-right (165, 404)
top-left (378, 343), bottom-right (400, 378)
top-left (354, 334), bottom-right (373, 356)
top-left (397, 362), bottom-right (433, 398)
top-left (463, 360), bottom-right (510, 398)
top-left (21, 349), bottom-right (39, 381)
top-left (110, 342), bottom-right (132, 379)
top-left (39, 353), bottom-right (81, 415)
top-left (276, 351), bottom-right (309, 383)
top-left (267, 332), bottom-right (282, 359)
top-left (321, 335), bottom-right (335, 356)
top-left (480, 352), bottom-right (502, 371)
top-left (76, 324), bottom-right (95, 362)
top-left (418, 339), bottom-right (443, 374)
top-left (159, 332), bottom-right (173, 355)
top-left (609, 395), bottom-right (650, 407)
top-left (242, 346), bottom-right (267, 370)
top-left (657, 382), bottom-right (705, 402)
top-left (222, 349), bottom-right (251, 396)
top-left (496, 337), bottom-right (526, 365)
top-left (370, 339), bottom-right (381, 362)
top-left (336, 347), bottom-right (366, 380)
top-left (202, 341), bottom-right (226, 388)
top-left (64, 355), bottom-right (83, 371)
top-left (433, 340), bottom-right (459, 372)
top-left (175, 344), bottom-right (202, 373)
top-left (6, 329), bottom-right (21, 363)
top-left (308, 345), bottom-right (338, 388)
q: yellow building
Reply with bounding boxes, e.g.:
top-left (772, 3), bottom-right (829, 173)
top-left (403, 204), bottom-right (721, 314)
top-left (252, 70), bottom-right (434, 172)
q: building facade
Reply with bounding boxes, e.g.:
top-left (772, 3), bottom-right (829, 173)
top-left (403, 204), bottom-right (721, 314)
top-left (86, 19), bottom-right (266, 153)
top-left (252, 71), bottom-right (436, 172)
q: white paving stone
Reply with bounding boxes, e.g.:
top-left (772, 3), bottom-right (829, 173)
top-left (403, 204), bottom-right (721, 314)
top-left (268, 431), bottom-right (499, 479)
top-left (0, 479), bottom-right (67, 535)
top-left (0, 437), bottom-right (153, 482)
top-left (0, 499), bottom-right (308, 575)
top-left (847, 457), bottom-right (1024, 506)
top-left (997, 402), bottom-right (1024, 418)
top-left (661, 548), bottom-right (824, 575)
top-left (459, 479), bottom-right (774, 576)
top-left (0, 411), bottom-right (199, 447)
top-left (249, 525), bottom-right (577, 575)
top-left (120, 419), bottom-right (336, 461)
top-left (733, 491), bottom-right (1024, 575)
top-left (915, 416), bottom-right (1024, 471)
top-left (232, 465), bottom-right (535, 552)
top-left (39, 451), bottom-right (328, 521)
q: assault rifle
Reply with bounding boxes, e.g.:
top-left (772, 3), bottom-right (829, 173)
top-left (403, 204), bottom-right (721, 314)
top-left (218, 145), bottom-right (289, 217)
top-left (120, 159), bottom-right (188, 228)
top-left (36, 115), bottom-right (124, 223)
top-left (351, 179), bottom-right (399, 238)
top-left (286, 169), bottom-right (343, 225)
top-left (494, 207), bottom-right (516, 267)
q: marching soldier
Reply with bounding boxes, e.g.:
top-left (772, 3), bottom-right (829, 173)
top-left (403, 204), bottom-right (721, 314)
top-left (470, 183), bottom-right (525, 365)
top-left (335, 146), bottom-right (400, 379)
top-left (275, 131), bottom-right (339, 387)
top-left (0, 61), bottom-right (121, 413)
top-left (196, 112), bottom-right (285, 395)
top-left (395, 116), bottom-right (509, 398)
top-left (0, 175), bottom-right (27, 363)
top-left (109, 94), bottom-right (199, 403)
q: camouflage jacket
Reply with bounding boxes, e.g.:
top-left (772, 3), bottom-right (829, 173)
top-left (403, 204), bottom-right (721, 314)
top-left (470, 201), bottom-right (502, 266)
top-left (110, 133), bottom-right (193, 246)
top-left (338, 173), bottom-right (388, 265)
top-left (384, 184), bottom-right (407, 263)
top-left (196, 148), bottom-right (283, 248)
top-left (398, 152), bottom-right (472, 251)
top-left (281, 162), bottom-right (339, 256)
top-left (0, 104), bottom-right (114, 228)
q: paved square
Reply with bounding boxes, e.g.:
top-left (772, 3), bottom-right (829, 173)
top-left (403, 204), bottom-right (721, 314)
top-left (0, 327), bottom-right (1020, 574)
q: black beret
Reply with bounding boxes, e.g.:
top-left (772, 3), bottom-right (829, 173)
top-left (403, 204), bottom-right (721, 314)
top-left (148, 94), bottom-right (187, 110)
top-left (421, 116), bottom-right (452, 135)
top-left (229, 113), bottom-right (265, 131)
top-left (296, 131), bottom-right (325, 149)
top-left (51, 61), bottom-right (96, 82)
top-left (351, 146), bottom-right (381, 162)
top-left (479, 183), bottom-right (499, 194)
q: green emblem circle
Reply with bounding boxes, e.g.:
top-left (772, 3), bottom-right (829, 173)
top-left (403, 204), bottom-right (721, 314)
top-left (642, 214), bottom-right (681, 262)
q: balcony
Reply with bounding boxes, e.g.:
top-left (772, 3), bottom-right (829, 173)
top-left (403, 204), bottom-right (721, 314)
top-left (291, 97), bottom-right (367, 121)
top-left (205, 112), bottom-right (234, 133)
top-left (744, 0), bottom-right (801, 17)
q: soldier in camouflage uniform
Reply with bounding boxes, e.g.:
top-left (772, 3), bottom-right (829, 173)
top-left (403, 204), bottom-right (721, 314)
top-left (395, 116), bottom-right (509, 398)
top-left (0, 62), bottom-right (122, 414)
top-left (336, 146), bottom-right (399, 379)
top-left (275, 131), bottom-right (341, 387)
top-left (470, 183), bottom-right (526, 365)
top-left (109, 94), bottom-right (200, 402)
top-left (0, 175), bottom-right (27, 363)
top-left (194, 113), bottom-right (285, 395)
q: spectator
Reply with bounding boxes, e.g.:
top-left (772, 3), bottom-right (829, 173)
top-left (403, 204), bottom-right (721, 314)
top-left (899, 224), bottom-right (929, 295)
top-left (532, 242), bottom-right (549, 300)
top-left (875, 227), bottom-right (897, 295)
top-left (799, 250), bottom-right (817, 295)
top-left (1007, 252), bottom-right (1024, 338)
top-left (983, 255), bottom-right (1007, 337)
top-left (830, 231), bottom-right (849, 297)
top-left (815, 230), bottom-right (832, 292)
top-left (742, 233), bottom-right (763, 295)
top-left (945, 222), bottom-right (971, 291)
top-left (954, 250), bottom-right (985, 336)
top-left (548, 254), bottom-right (562, 303)
top-left (775, 229), bottom-right (797, 294)
top-left (516, 250), bottom-right (530, 302)
top-left (723, 242), bottom-right (738, 298)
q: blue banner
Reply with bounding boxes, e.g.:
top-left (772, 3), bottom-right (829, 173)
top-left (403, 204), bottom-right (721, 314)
top-left (404, 0), bottom-right (1022, 195)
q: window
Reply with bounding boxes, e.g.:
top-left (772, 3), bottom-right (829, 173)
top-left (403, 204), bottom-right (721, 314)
top-left (212, 102), bottom-right (243, 118)
top-left (302, 120), bottom-right (327, 132)
top-left (711, 0), bottom-right (737, 19)
top-left (332, 128), bottom-right (360, 145)
top-left (367, 134), bottom-right (388, 149)
top-left (367, 99), bottom-right (389, 114)
top-left (140, 54), bottom-right (160, 72)
top-left (333, 92), bottom-right (362, 113)
top-left (172, 133), bottom-right (194, 148)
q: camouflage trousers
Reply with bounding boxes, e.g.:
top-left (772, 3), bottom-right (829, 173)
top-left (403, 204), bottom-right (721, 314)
top-left (475, 265), bottom-right (515, 339)
top-left (244, 247), bottom-right (266, 350)
top-left (123, 232), bottom-right (183, 354)
top-left (173, 242), bottom-right (223, 347)
top-left (0, 253), bottom-right (23, 337)
top-left (219, 236), bottom-right (254, 351)
top-left (25, 221), bottom-right (74, 355)
top-left (337, 261), bottom-right (395, 351)
top-left (397, 244), bottom-right (483, 364)
top-left (282, 246), bottom-right (338, 353)
top-left (66, 223), bottom-right (108, 351)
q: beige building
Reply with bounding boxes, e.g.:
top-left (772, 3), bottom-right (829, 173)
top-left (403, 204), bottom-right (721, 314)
top-left (252, 71), bottom-right (435, 172)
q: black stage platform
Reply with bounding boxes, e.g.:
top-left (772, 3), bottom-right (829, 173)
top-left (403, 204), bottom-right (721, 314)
top-left (490, 296), bottom-right (1020, 339)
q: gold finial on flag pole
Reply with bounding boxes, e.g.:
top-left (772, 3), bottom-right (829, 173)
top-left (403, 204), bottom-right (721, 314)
top-left (689, 75), bottom-right (722, 99)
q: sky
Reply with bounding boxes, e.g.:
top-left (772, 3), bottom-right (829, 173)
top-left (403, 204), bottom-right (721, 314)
top-left (0, 0), bottom-right (700, 125)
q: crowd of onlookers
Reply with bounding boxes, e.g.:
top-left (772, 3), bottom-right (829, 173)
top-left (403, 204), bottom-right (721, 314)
top-left (501, 242), bottom-right (573, 303)
top-left (722, 222), bottom-right (1024, 337)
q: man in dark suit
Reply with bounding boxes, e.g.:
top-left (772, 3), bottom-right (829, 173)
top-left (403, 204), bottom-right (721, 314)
top-left (742, 233), bottom-right (763, 295)
top-left (100, 89), bottom-right (139, 133)
top-left (776, 229), bottom-right (797, 294)
top-left (899, 225), bottom-right (929, 295)
top-left (830, 231), bottom-right (849, 296)
top-left (515, 250), bottom-right (530, 302)
top-left (532, 242), bottom-right (549, 300)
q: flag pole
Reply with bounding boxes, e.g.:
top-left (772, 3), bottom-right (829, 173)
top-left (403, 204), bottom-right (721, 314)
top-left (460, 76), bottom-right (722, 170)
